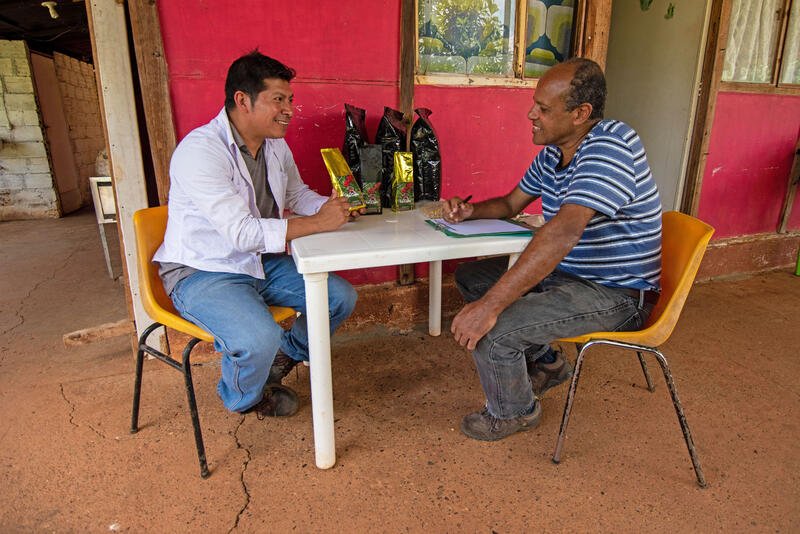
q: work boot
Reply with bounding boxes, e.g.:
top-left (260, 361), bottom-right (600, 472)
top-left (245, 384), bottom-right (299, 420)
top-left (267, 351), bottom-right (301, 384)
top-left (527, 350), bottom-right (573, 397)
top-left (460, 401), bottom-right (542, 441)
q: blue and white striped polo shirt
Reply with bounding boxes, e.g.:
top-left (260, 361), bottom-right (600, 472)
top-left (519, 119), bottom-right (662, 290)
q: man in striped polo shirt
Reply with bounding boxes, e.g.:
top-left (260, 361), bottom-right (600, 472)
top-left (442, 58), bottom-right (662, 441)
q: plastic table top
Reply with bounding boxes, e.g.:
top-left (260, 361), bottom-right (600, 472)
top-left (290, 208), bottom-right (532, 274)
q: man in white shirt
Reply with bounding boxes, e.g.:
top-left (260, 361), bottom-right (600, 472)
top-left (154, 51), bottom-right (362, 417)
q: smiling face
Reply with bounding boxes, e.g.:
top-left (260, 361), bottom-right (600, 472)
top-left (234, 78), bottom-right (294, 143)
top-left (527, 64), bottom-right (578, 148)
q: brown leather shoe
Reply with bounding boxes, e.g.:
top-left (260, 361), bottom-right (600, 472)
top-left (460, 402), bottom-right (542, 441)
top-left (246, 384), bottom-right (299, 419)
top-left (527, 351), bottom-right (573, 397)
top-left (267, 352), bottom-right (301, 384)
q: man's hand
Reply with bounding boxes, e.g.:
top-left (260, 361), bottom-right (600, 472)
top-left (442, 196), bottom-right (474, 223)
top-left (451, 299), bottom-right (500, 350)
top-left (315, 190), bottom-right (353, 231)
top-left (348, 205), bottom-right (367, 220)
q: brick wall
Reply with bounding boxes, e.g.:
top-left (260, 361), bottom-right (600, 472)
top-left (53, 52), bottom-right (105, 207)
top-left (0, 40), bottom-right (58, 219)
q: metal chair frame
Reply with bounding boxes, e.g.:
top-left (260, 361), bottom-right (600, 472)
top-left (130, 206), bottom-right (294, 478)
top-left (131, 323), bottom-right (211, 477)
top-left (553, 339), bottom-right (707, 488)
top-left (552, 211), bottom-right (713, 488)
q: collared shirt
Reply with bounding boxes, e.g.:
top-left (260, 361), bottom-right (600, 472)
top-left (519, 119), bottom-right (662, 291)
top-left (153, 107), bottom-right (327, 286)
top-left (159, 117), bottom-right (283, 293)
top-left (229, 119), bottom-right (278, 219)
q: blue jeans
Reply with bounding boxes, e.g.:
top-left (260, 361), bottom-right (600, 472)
top-left (455, 256), bottom-right (654, 419)
top-left (171, 254), bottom-right (357, 412)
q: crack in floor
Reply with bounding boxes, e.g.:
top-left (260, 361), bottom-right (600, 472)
top-left (60, 383), bottom-right (80, 429)
top-left (59, 383), bottom-right (107, 439)
top-left (1, 248), bottom-right (81, 339)
top-left (228, 415), bottom-right (252, 533)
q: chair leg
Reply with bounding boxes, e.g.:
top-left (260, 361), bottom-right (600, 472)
top-left (552, 341), bottom-right (593, 464)
top-left (652, 349), bottom-right (707, 488)
top-left (182, 338), bottom-right (210, 479)
top-left (637, 351), bottom-right (656, 392)
top-left (131, 322), bottom-right (163, 434)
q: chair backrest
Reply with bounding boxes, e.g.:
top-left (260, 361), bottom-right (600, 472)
top-left (134, 206), bottom-right (173, 316)
top-left (133, 206), bottom-right (214, 341)
top-left (133, 206), bottom-right (295, 340)
top-left (642, 211), bottom-right (714, 345)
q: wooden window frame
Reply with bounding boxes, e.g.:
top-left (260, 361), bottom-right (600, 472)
top-left (719, 0), bottom-right (800, 95)
top-left (413, 0), bottom-right (611, 88)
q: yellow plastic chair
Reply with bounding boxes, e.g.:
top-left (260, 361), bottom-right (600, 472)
top-left (130, 206), bottom-right (295, 478)
top-left (553, 211), bottom-right (714, 488)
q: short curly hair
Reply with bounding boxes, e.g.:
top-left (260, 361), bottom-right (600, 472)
top-left (560, 58), bottom-right (606, 120)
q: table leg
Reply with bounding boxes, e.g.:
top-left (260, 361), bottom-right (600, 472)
top-left (428, 260), bottom-right (442, 336)
top-left (303, 272), bottom-right (336, 469)
top-left (98, 223), bottom-right (114, 279)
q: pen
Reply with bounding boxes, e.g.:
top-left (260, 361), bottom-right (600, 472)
top-left (459, 195), bottom-right (472, 206)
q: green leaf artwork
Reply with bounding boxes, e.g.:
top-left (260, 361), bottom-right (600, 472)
top-left (640, 0), bottom-right (654, 10)
top-left (665, 2), bottom-right (675, 19)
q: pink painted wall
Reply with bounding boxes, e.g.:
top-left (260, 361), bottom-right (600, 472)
top-left (157, 1), bottom-right (541, 285)
top-left (698, 92), bottom-right (800, 239)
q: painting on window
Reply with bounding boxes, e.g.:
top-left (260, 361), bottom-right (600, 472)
top-left (417, 0), bottom-right (575, 78)
top-left (417, 0), bottom-right (516, 76)
top-left (524, 0), bottom-right (574, 78)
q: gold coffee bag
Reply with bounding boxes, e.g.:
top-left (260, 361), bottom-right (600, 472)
top-left (391, 151), bottom-right (414, 212)
top-left (320, 148), bottom-right (366, 211)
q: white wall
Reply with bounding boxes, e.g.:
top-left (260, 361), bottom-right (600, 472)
top-left (604, 0), bottom-right (710, 211)
top-left (0, 40), bottom-right (58, 220)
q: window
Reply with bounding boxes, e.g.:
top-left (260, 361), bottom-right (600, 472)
top-left (416, 0), bottom-right (579, 86)
top-left (721, 0), bottom-right (800, 89)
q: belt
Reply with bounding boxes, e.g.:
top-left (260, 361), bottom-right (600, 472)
top-left (617, 286), bottom-right (660, 307)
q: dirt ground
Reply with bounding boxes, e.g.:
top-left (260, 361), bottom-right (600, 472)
top-left (1, 209), bottom-right (798, 533)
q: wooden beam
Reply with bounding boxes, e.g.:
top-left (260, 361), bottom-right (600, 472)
top-left (581, 0), bottom-right (612, 69)
top-left (513, 0), bottom-right (529, 79)
top-left (681, 0), bottom-right (729, 216)
top-left (127, 0), bottom-right (176, 206)
top-left (85, 0), bottom-right (137, 356)
top-left (571, 0), bottom-right (588, 59)
top-left (398, 0), bottom-right (416, 286)
top-left (86, 0), bottom-right (154, 345)
top-left (777, 136), bottom-right (800, 233)
top-left (63, 319), bottom-right (135, 347)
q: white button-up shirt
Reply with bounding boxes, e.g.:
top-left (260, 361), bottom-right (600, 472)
top-left (153, 108), bottom-right (327, 279)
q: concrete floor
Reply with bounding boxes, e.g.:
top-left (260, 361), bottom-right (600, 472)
top-left (1, 209), bottom-right (799, 533)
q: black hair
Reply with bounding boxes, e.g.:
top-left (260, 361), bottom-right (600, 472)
top-left (224, 49), bottom-right (296, 112)
top-left (560, 57), bottom-right (606, 120)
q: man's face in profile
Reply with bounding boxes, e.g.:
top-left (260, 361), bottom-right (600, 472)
top-left (243, 78), bottom-right (295, 140)
top-left (527, 65), bottom-right (578, 148)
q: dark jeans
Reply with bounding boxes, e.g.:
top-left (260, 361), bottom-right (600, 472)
top-left (455, 256), bottom-right (654, 419)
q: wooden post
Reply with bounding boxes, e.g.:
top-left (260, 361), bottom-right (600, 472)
top-left (126, 0), bottom-right (176, 207)
top-left (397, 0), bottom-right (416, 286)
top-left (681, 0), bottom-right (729, 216)
top-left (581, 0), bottom-right (613, 69)
top-left (777, 137), bottom-right (800, 233)
top-left (86, 0), bottom-right (153, 344)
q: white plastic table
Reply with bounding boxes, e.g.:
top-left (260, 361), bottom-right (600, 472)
top-left (290, 208), bottom-right (532, 468)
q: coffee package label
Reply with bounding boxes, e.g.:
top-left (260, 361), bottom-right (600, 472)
top-left (321, 148), bottom-right (366, 211)
top-left (392, 151), bottom-right (414, 212)
top-left (361, 181), bottom-right (382, 214)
